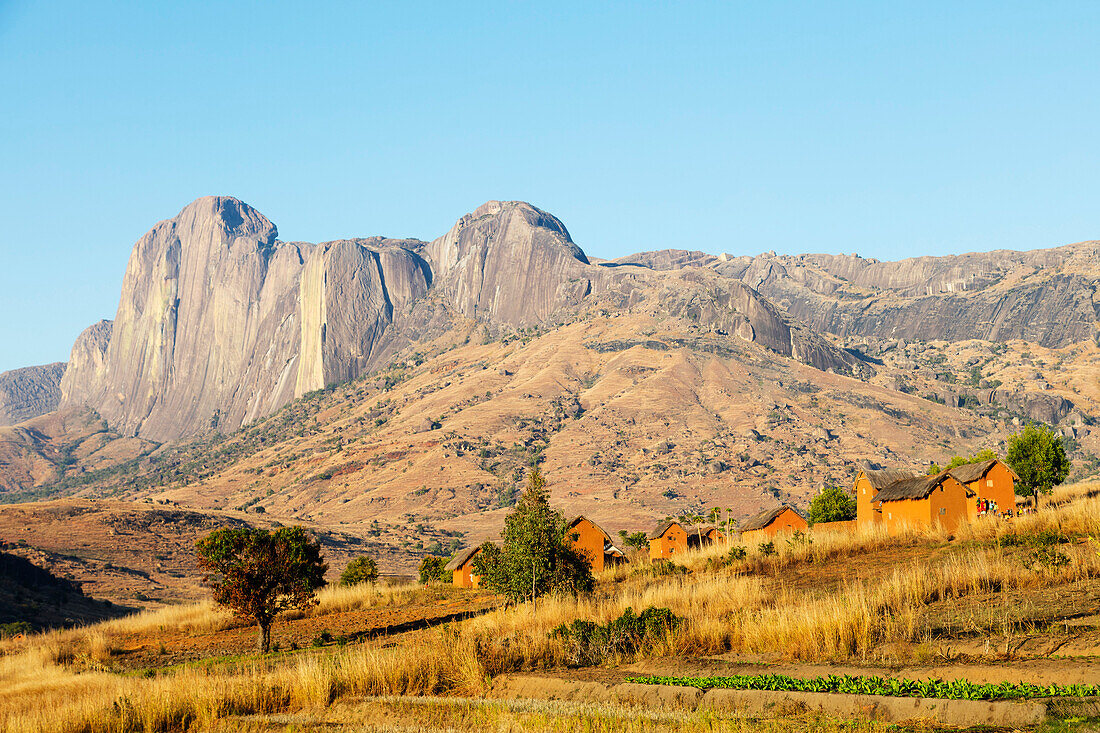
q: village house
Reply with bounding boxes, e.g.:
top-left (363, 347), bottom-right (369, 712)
top-left (704, 527), bottom-right (724, 544)
top-left (854, 465), bottom-right (917, 526)
top-left (444, 546), bottom-right (482, 588)
top-left (872, 471), bottom-right (974, 535)
top-left (739, 505), bottom-right (808, 545)
top-left (566, 516), bottom-right (612, 572)
top-left (648, 520), bottom-right (689, 559)
top-left (948, 459), bottom-right (1018, 515)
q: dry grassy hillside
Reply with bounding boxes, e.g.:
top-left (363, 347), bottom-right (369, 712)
top-left (2, 309), bottom-right (1097, 585)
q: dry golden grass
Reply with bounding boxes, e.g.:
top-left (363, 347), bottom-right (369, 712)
top-left (2, 482), bottom-right (1096, 732)
top-left (212, 695), bottom-right (907, 732)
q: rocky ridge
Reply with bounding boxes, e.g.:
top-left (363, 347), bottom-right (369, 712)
top-left (0, 362), bottom-right (65, 426)
top-left (50, 197), bottom-right (864, 441)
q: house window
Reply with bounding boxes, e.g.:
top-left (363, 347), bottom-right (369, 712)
top-left (939, 507), bottom-right (946, 515)
top-left (986, 479), bottom-right (993, 487)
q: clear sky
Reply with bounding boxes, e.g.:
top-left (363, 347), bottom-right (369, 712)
top-left (2, 1), bottom-right (1099, 372)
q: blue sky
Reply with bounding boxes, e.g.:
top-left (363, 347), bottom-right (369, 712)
top-left (2, 1), bottom-right (1099, 372)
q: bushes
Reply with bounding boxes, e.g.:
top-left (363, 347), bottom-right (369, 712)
top-left (552, 607), bottom-right (682, 666)
top-left (418, 556), bottom-right (448, 584)
top-left (340, 556), bottom-right (379, 586)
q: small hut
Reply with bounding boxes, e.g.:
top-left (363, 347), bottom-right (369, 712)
top-left (445, 546), bottom-right (482, 588)
top-left (566, 516), bottom-right (613, 572)
top-left (739, 505), bottom-right (808, 545)
top-left (648, 520), bottom-right (688, 560)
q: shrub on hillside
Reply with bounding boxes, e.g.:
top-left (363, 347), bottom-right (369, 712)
top-left (552, 606), bottom-right (682, 666)
top-left (418, 555), bottom-right (448, 584)
top-left (340, 556), bottom-right (379, 586)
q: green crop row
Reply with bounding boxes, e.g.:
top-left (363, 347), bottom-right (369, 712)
top-left (626, 673), bottom-right (1100, 701)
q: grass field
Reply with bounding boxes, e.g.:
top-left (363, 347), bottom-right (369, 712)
top-left (1, 482), bottom-right (1097, 732)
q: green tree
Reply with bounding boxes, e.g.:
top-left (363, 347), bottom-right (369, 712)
top-left (1007, 424), bottom-right (1071, 510)
top-left (808, 485), bottom-right (856, 524)
top-left (618, 529), bottom-right (649, 551)
top-left (340, 555), bottom-right (379, 586)
top-left (195, 526), bottom-right (327, 653)
top-left (418, 555), bottom-right (448, 584)
top-left (927, 448), bottom-right (998, 475)
top-left (473, 468), bottom-right (593, 604)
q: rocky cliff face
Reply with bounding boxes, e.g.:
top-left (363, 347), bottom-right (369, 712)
top-left (54, 195), bottom-right (1099, 442)
top-left (717, 243), bottom-right (1100, 348)
top-left (0, 363), bottom-right (66, 426)
top-left (424, 201), bottom-right (592, 327)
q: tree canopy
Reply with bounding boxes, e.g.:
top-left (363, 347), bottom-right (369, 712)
top-left (340, 555), bottom-right (378, 586)
top-left (808, 485), bottom-right (856, 524)
top-left (418, 555), bottom-right (448, 584)
top-left (472, 468), bottom-right (593, 604)
top-left (1006, 424), bottom-right (1071, 509)
top-left (195, 526), bottom-right (327, 652)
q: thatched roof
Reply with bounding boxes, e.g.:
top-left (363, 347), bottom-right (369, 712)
top-left (948, 458), bottom-right (1019, 484)
top-left (859, 464), bottom-right (918, 489)
top-left (568, 515), bottom-right (611, 543)
top-left (740, 505), bottom-right (803, 533)
top-left (648, 520), bottom-right (686, 540)
top-left (444, 546), bottom-right (481, 571)
top-left (874, 471), bottom-right (975, 502)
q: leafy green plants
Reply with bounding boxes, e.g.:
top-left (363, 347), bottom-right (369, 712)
top-left (626, 673), bottom-right (1100, 701)
top-left (757, 541), bottom-right (777, 557)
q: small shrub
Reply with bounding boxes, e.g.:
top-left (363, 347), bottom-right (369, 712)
top-left (552, 607), bottom-right (683, 666)
top-left (727, 546), bottom-right (747, 561)
top-left (340, 556), bottom-right (379, 586)
top-left (635, 559), bottom-right (689, 578)
top-left (758, 541), bottom-right (777, 557)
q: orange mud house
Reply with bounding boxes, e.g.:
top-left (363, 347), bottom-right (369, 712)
top-left (872, 472), bottom-right (974, 535)
top-left (739, 505), bottom-right (808, 545)
top-left (445, 546), bottom-right (482, 588)
top-left (566, 516), bottom-right (612, 572)
top-left (704, 527), bottom-right (725, 544)
top-left (854, 466), bottom-right (917, 527)
top-left (948, 459), bottom-right (1019, 514)
top-left (648, 520), bottom-right (689, 559)
top-left (857, 458), bottom-right (1019, 533)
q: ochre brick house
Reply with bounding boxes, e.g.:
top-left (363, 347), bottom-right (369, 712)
top-left (566, 516), bottom-right (612, 572)
top-left (854, 466), bottom-right (917, 526)
top-left (445, 546), bottom-right (482, 588)
top-left (948, 459), bottom-right (1019, 514)
top-left (739, 505), bottom-right (808, 545)
top-left (872, 472), bottom-right (975, 535)
top-left (648, 520), bottom-right (688, 560)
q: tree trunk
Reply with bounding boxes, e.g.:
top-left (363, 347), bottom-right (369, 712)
top-left (259, 622), bottom-right (272, 653)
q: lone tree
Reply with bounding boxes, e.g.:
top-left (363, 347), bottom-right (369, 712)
top-left (1007, 424), bottom-right (1071, 510)
top-left (808, 485), bottom-right (857, 524)
top-left (418, 555), bottom-right (448, 584)
top-left (473, 467), bottom-right (593, 604)
top-left (340, 555), bottom-right (379, 586)
top-left (196, 526), bottom-right (327, 653)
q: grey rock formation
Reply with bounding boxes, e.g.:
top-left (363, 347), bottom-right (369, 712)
top-left (48, 197), bottom-right (886, 440)
top-left (58, 320), bottom-right (112, 408)
top-left (716, 244), bottom-right (1100, 348)
top-left (0, 362), bottom-right (66, 425)
top-left (60, 197), bottom-right (309, 440)
top-left (424, 201), bottom-right (591, 327)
